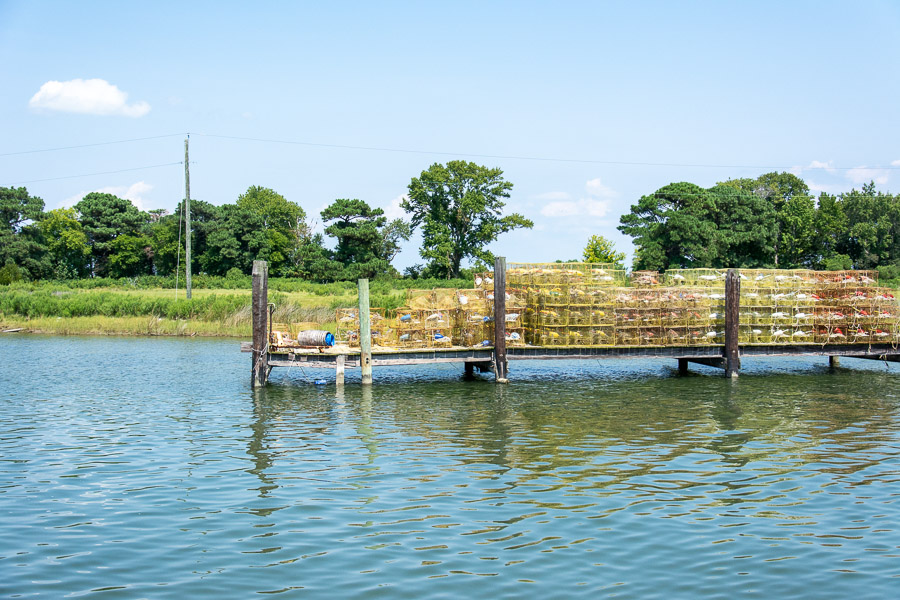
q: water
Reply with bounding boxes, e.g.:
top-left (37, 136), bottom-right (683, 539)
top-left (1, 336), bottom-right (899, 599)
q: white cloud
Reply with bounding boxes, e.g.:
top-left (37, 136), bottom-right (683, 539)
top-left (532, 191), bottom-right (570, 201)
top-left (585, 177), bottom-right (617, 198)
top-left (846, 166), bottom-right (889, 186)
top-left (61, 181), bottom-right (153, 211)
top-left (891, 159), bottom-right (900, 167)
top-left (383, 195), bottom-right (408, 220)
top-left (29, 78), bottom-right (150, 117)
top-left (539, 177), bottom-right (616, 218)
top-left (806, 181), bottom-right (846, 196)
top-left (807, 160), bottom-right (836, 173)
top-left (540, 198), bottom-right (610, 218)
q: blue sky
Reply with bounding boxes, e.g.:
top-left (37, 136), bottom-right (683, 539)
top-left (2, 0), bottom-right (899, 269)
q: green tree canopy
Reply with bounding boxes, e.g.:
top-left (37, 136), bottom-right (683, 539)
top-left (232, 186), bottom-right (308, 275)
top-left (74, 192), bottom-right (148, 277)
top-left (39, 208), bottom-right (91, 278)
top-left (618, 181), bottom-right (777, 270)
top-left (0, 186), bottom-right (50, 279)
top-left (582, 235), bottom-right (626, 269)
top-left (720, 171), bottom-right (811, 266)
top-left (320, 198), bottom-right (411, 280)
top-left (403, 161), bottom-right (532, 278)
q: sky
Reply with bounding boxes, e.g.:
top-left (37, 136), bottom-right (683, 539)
top-left (2, 0), bottom-right (900, 270)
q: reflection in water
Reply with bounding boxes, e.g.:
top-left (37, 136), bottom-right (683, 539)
top-left (3, 336), bottom-right (898, 599)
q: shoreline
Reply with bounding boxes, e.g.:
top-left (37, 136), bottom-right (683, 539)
top-left (0, 316), bottom-right (250, 338)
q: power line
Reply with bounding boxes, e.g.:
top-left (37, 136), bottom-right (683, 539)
top-left (0, 133), bottom-right (184, 157)
top-left (1, 128), bottom-right (896, 174)
top-left (10, 162), bottom-right (183, 184)
top-left (194, 132), bottom-right (900, 172)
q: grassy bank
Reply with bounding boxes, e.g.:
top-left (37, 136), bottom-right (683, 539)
top-left (0, 277), bottom-right (470, 337)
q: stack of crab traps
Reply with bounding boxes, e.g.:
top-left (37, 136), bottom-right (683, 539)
top-left (334, 265), bottom-right (898, 350)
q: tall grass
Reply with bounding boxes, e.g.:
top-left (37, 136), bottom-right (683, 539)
top-left (5, 274), bottom-right (472, 294)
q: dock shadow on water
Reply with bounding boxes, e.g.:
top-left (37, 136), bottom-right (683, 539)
top-left (1, 336), bottom-right (899, 598)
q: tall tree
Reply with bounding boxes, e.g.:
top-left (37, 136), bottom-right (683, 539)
top-left (151, 200), bottom-right (220, 276)
top-left (320, 198), bottom-right (410, 279)
top-left (74, 193), bottom-right (148, 277)
top-left (777, 194), bottom-right (817, 268)
top-left (232, 186), bottom-right (308, 275)
top-left (39, 208), bottom-right (90, 278)
top-left (582, 235), bottom-right (626, 268)
top-left (706, 184), bottom-right (776, 268)
top-left (617, 182), bottom-right (718, 270)
top-left (403, 161), bottom-right (532, 278)
top-left (618, 181), bottom-right (777, 270)
top-left (720, 172), bottom-right (810, 266)
top-left (0, 186), bottom-right (50, 279)
top-left (813, 192), bottom-right (847, 267)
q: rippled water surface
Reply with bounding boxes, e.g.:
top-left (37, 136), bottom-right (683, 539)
top-left (1, 335), bottom-right (899, 598)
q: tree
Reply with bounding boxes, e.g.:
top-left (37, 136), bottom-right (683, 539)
top-left (39, 208), bottom-right (90, 278)
top-left (582, 235), bottom-right (626, 268)
top-left (287, 232), bottom-right (344, 281)
top-left (0, 186), bottom-right (50, 279)
top-left (403, 161), bottom-right (532, 278)
top-left (705, 184), bottom-right (776, 268)
top-left (813, 192), bottom-right (847, 267)
top-left (720, 172), bottom-right (810, 266)
top-left (74, 193), bottom-right (148, 277)
top-left (320, 199), bottom-right (411, 279)
top-left (108, 234), bottom-right (153, 277)
top-left (617, 182), bottom-right (718, 270)
top-left (618, 181), bottom-right (777, 270)
top-left (233, 186), bottom-right (308, 275)
top-left (839, 183), bottom-right (900, 269)
top-left (321, 199), bottom-right (389, 279)
top-left (151, 200), bottom-right (220, 276)
top-left (777, 194), bottom-right (817, 268)
top-left (379, 218), bottom-right (412, 264)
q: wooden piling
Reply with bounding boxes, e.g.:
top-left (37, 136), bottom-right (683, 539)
top-left (358, 278), bottom-right (373, 385)
top-left (829, 356), bottom-right (840, 368)
top-left (336, 354), bottom-right (345, 385)
top-left (251, 260), bottom-right (269, 387)
top-left (493, 257), bottom-right (508, 382)
top-left (724, 269), bottom-right (740, 378)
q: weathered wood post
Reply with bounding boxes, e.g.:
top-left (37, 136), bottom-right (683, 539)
top-left (251, 260), bottom-right (269, 387)
top-left (724, 268), bottom-right (740, 378)
top-left (829, 356), bottom-right (840, 368)
top-left (358, 278), bottom-right (373, 385)
top-left (493, 257), bottom-right (508, 383)
top-left (336, 354), bottom-right (345, 385)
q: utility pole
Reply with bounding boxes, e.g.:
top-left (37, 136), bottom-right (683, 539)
top-left (184, 136), bottom-right (192, 299)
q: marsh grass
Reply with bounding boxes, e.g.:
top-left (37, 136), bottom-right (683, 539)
top-left (0, 315), bottom-right (252, 337)
top-left (0, 286), bottom-right (364, 337)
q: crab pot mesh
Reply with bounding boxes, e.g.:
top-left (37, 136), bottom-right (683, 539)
top-left (324, 267), bottom-right (898, 350)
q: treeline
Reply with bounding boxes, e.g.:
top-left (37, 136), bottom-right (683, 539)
top-left (618, 172), bottom-right (900, 279)
top-left (0, 160), bottom-right (532, 285)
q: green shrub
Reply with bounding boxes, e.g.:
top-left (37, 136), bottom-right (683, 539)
top-left (0, 261), bottom-right (23, 285)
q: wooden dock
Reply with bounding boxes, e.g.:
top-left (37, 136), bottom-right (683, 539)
top-left (244, 260), bottom-right (900, 386)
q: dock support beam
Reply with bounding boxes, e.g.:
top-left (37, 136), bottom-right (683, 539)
top-left (493, 257), bottom-right (508, 383)
top-left (251, 260), bottom-right (269, 388)
top-left (724, 269), bottom-right (740, 378)
top-left (336, 354), bottom-right (345, 385)
top-left (358, 278), bottom-right (373, 385)
top-left (829, 356), bottom-right (840, 368)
